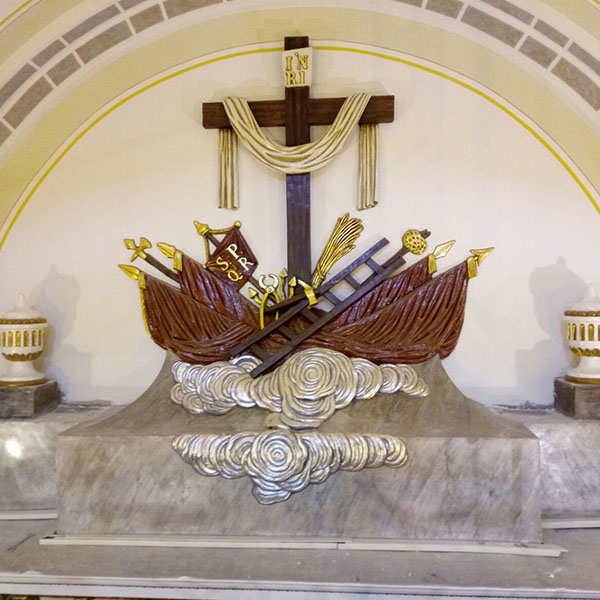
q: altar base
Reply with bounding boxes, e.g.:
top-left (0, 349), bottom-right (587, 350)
top-left (56, 354), bottom-right (542, 543)
top-left (521, 411), bottom-right (600, 520)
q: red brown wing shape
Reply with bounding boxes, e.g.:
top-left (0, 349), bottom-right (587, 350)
top-left (142, 273), bottom-right (257, 363)
top-left (179, 253), bottom-right (260, 328)
top-left (306, 261), bottom-right (469, 363)
top-left (322, 256), bottom-right (432, 330)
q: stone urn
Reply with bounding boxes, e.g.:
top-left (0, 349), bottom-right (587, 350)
top-left (564, 285), bottom-right (600, 384)
top-left (0, 294), bottom-right (48, 386)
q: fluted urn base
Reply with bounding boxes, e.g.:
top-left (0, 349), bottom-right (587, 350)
top-left (566, 356), bottom-right (600, 385)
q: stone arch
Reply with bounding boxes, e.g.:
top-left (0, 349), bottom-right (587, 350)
top-left (0, 1), bottom-right (599, 248)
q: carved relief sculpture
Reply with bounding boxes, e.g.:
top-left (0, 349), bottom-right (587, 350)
top-left (119, 36), bottom-right (494, 504)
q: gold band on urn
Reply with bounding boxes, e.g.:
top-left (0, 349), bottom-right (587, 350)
top-left (0, 294), bottom-right (49, 386)
top-left (3, 351), bottom-right (43, 362)
top-left (570, 347), bottom-right (600, 357)
top-left (563, 285), bottom-right (600, 385)
top-left (0, 317), bottom-right (46, 325)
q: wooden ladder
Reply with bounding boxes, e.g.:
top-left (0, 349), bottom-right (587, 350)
top-left (230, 230), bottom-right (430, 377)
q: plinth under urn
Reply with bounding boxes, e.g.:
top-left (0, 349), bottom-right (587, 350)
top-left (0, 294), bottom-right (48, 386)
top-left (564, 285), bottom-right (600, 384)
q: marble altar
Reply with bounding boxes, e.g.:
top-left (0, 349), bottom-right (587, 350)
top-left (0, 405), bottom-right (108, 516)
top-left (56, 353), bottom-right (542, 543)
top-left (502, 409), bottom-right (600, 521)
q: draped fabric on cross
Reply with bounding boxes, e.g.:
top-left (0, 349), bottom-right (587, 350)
top-left (223, 93), bottom-right (371, 173)
top-left (137, 256), bottom-right (469, 365)
top-left (218, 129), bottom-right (238, 209)
top-left (358, 123), bottom-right (378, 210)
top-left (218, 93), bottom-right (378, 210)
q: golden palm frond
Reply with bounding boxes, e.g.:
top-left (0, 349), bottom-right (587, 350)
top-left (311, 213), bottom-right (364, 287)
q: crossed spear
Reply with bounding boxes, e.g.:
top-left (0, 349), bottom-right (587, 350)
top-left (122, 237), bottom-right (180, 283)
top-left (121, 234), bottom-right (268, 294)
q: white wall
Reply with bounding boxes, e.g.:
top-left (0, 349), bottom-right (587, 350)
top-left (0, 44), bottom-right (596, 406)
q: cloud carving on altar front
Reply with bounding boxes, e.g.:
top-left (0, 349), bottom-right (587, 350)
top-left (172, 429), bottom-right (407, 504)
top-left (170, 347), bottom-right (429, 429)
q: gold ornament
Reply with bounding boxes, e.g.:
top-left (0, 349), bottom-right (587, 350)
top-left (124, 237), bottom-right (151, 262)
top-left (312, 213), bottom-right (364, 287)
top-left (402, 229), bottom-right (427, 255)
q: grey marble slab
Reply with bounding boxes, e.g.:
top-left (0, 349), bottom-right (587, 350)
top-left (461, 6), bottom-right (524, 47)
top-left (0, 380), bottom-right (60, 419)
top-left (534, 19), bottom-right (569, 47)
top-left (4, 77), bottom-right (53, 128)
top-left (554, 377), bottom-right (600, 419)
top-left (47, 55), bottom-right (81, 86)
top-left (56, 354), bottom-right (542, 542)
top-left (501, 410), bottom-right (600, 519)
top-left (520, 36), bottom-right (557, 68)
top-left (0, 406), bottom-right (110, 511)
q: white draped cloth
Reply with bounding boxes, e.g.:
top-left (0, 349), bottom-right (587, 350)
top-left (218, 92), bottom-right (378, 210)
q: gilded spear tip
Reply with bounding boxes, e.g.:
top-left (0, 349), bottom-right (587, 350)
top-left (118, 264), bottom-right (141, 280)
top-left (467, 247), bottom-right (495, 279)
top-left (428, 240), bottom-right (456, 274)
top-left (157, 242), bottom-right (176, 259)
top-left (194, 221), bottom-right (210, 236)
top-left (433, 240), bottom-right (456, 259)
top-left (157, 242), bottom-right (183, 271)
top-left (470, 247), bottom-right (495, 266)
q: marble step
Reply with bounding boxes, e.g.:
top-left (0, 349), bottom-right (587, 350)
top-left (0, 404), bottom-right (111, 515)
top-left (501, 409), bottom-right (600, 521)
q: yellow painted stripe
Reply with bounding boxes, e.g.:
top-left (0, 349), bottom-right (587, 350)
top-left (316, 46), bottom-right (599, 214)
top-left (0, 0), bottom-right (37, 29)
top-left (0, 48), bottom-right (280, 252)
top-left (1, 44), bottom-right (597, 252)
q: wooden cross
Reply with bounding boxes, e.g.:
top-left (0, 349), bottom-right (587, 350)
top-left (202, 36), bottom-right (395, 283)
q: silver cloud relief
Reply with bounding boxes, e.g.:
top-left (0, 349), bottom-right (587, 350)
top-left (172, 429), bottom-right (408, 504)
top-left (171, 347), bottom-right (428, 429)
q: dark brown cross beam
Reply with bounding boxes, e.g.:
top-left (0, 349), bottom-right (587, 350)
top-left (203, 36), bottom-right (394, 283)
